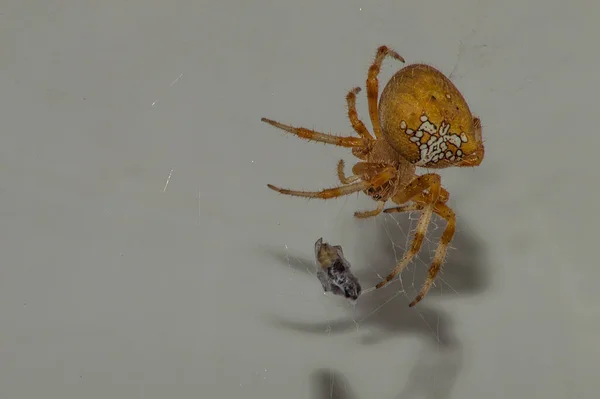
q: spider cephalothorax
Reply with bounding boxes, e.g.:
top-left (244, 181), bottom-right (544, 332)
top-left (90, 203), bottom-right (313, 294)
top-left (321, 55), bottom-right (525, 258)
top-left (262, 46), bottom-right (484, 307)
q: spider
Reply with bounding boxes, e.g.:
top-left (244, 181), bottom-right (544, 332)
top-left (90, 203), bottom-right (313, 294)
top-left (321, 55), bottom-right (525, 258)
top-left (262, 46), bottom-right (484, 307)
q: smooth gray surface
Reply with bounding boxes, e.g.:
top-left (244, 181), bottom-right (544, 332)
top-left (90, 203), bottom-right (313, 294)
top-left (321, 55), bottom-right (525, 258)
top-left (1, 1), bottom-right (598, 398)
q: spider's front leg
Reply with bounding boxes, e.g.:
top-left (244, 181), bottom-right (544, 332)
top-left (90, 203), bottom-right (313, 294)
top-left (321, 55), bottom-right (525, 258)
top-left (261, 118), bottom-right (369, 153)
top-left (366, 46), bottom-right (405, 138)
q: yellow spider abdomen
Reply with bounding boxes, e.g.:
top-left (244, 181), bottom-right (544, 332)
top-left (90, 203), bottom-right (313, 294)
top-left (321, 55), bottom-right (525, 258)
top-left (378, 64), bottom-right (484, 168)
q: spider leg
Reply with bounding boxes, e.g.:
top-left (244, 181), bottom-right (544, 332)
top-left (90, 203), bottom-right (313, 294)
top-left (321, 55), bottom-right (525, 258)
top-left (366, 46), bottom-right (405, 138)
top-left (374, 173), bottom-right (442, 290)
top-left (409, 201), bottom-right (456, 307)
top-left (383, 203), bottom-right (424, 214)
top-left (437, 188), bottom-right (450, 204)
top-left (337, 160), bottom-right (361, 184)
top-left (354, 201), bottom-right (386, 218)
top-left (261, 118), bottom-right (365, 148)
top-left (412, 187), bottom-right (450, 204)
top-left (350, 161), bottom-right (403, 218)
top-left (384, 183), bottom-right (449, 213)
top-left (390, 174), bottom-right (442, 205)
top-left (268, 166), bottom-right (396, 200)
top-left (346, 87), bottom-right (374, 140)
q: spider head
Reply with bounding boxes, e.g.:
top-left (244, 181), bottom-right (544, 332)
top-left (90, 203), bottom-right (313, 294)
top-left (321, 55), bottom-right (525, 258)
top-left (366, 187), bottom-right (382, 200)
top-left (365, 183), bottom-right (394, 202)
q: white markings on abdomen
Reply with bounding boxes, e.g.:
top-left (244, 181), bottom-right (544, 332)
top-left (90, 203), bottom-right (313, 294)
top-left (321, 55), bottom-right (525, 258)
top-left (400, 114), bottom-right (468, 166)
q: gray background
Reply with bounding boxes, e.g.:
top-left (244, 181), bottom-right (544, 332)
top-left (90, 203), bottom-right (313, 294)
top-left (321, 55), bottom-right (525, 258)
top-left (1, 1), bottom-right (598, 398)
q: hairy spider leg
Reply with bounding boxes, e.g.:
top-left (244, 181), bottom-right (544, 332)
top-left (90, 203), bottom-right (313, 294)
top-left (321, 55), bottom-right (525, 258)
top-left (338, 160), bottom-right (399, 218)
top-left (261, 118), bottom-right (366, 148)
top-left (267, 166), bottom-right (396, 200)
top-left (354, 201), bottom-right (386, 218)
top-left (345, 87), bottom-right (374, 140)
top-left (374, 173), bottom-right (442, 290)
top-left (336, 159), bottom-right (360, 184)
top-left (366, 46), bottom-right (405, 138)
top-left (409, 200), bottom-right (456, 307)
top-left (383, 194), bottom-right (456, 306)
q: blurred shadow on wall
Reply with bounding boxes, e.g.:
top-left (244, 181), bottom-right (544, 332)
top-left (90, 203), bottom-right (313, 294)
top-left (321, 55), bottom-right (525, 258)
top-left (265, 246), bottom-right (464, 399)
top-left (361, 210), bottom-right (490, 307)
top-left (262, 208), bottom-right (489, 346)
top-left (310, 342), bottom-right (463, 399)
top-left (263, 207), bottom-right (489, 399)
top-left (311, 369), bottom-right (358, 399)
top-left (263, 247), bottom-right (456, 348)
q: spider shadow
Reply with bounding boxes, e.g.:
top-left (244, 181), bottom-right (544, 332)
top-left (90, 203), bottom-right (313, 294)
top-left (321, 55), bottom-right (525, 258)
top-left (311, 368), bottom-right (358, 399)
top-left (360, 207), bottom-right (490, 306)
top-left (262, 246), bottom-right (457, 348)
top-left (264, 247), bottom-right (463, 398)
top-left (262, 205), bottom-right (487, 399)
top-left (310, 347), bottom-right (463, 399)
